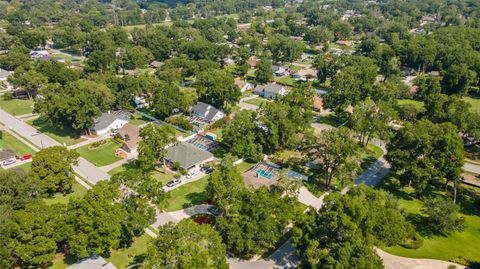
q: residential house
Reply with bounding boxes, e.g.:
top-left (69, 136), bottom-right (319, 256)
top-left (254, 84), bottom-right (287, 100)
top-left (335, 40), bottom-right (353, 47)
top-left (165, 142), bottom-right (214, 171)
top-left (272, 65), bottom-right (289, 76)
top-left (12, 88), bottom-right (38, 99)
top-left (313, 96), bottom-right (324, 112)
top-left (234, 78), bottom-right (253, 93)
top-left (294, 68), bottom-right (317, 81)
top-left (67, 255), bottom-right (117, 269)
top-left (29, 50), bottom-right (49, 59)
top-left (0, 68), bottom-right (13, 81)
top-left (91, 111), bottom-right (131, 135)
top-left (191, 102), bottom-right (226, 123)
top-left (223, 57), bottom-right (235, 66)
top-left (150, 61), bottom-right (163, 69)
top-left (118, 123), bottom-right (140, 153)
top-left (0, 150), bottom-right (16, 165)
top-left (247, 56), bottom-right (257, 68)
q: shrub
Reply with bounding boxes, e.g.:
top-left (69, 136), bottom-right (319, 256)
top-left (89, 139), bottom-right (107, 149)
top-left (166, 116), bottom-right (193, 131)
top-left (210, 116), bottom-right (229, 129)
top-left (421, 196), bottom-right (466, 235)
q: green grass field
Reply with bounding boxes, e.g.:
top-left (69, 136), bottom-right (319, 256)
top-left (0, 95), bottom-right (34, 116)
top-left (107, 233), bottom-right (152, 269)
top-left (76, 139), bottom-right (122, 167)
top-left (129, 113), bottom-right (152, 126)
top-left (274, 76), bottom-right (297, 87)
top-left (151, 169), bottom-right (175, 186)
top-left (359, 144), bottom-right (384, 170)
top-left (44, 182), bottom-right (88, 205)
top-left (397, 99), bottom-right (425, 109)
top-left (26, 119), bottom-right (86, 146)
top-left (164, 176), bottom-right (210, 212)
top-left (0, 132), bottom-right (34, 156)
top-left (377, 176), bottom-right (480, 263)
top-left (463, 96), bottom-right (480, 113)
top-left (245, 97), bottom-right (268, 107)
top-left (7, 161), bottom-right (32, 172)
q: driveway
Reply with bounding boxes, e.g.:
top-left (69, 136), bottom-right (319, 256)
top-left (0, 108), bottom-right (110, 184)
top-left (463, 162), bottom-right (480, 174)
top-left (162, 168), bottom-right (206, 192)
top-left (296, 186), bottom-right (329, 211)
top-left (375, 248), bottom-right (466, 269)
top-left (150, 204), bottom-right (213, 229)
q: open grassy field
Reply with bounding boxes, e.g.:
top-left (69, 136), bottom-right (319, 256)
top-left (76, 139), bottom-right (122, 167)
top-left (44, 182), bottom-right (88, 205)
top-left (26, 119), bottom-right (86, 146)
top-left (245, 97), bottom-right (268, 107)
top-left (0, 95), bottom-right (34, 116)
top-left (0, 132), bottom-right (34, 156)
top-left (107, 233), bottom-right (152, 269)
top-left (377, 175), bottom-right (480, 263)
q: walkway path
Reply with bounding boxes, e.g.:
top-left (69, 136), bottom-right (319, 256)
top-left (375, 248), bottom-right (466, 269)
top-left (150, 204), bottom-right (214, 229)
top-left (0, 108), bottom-right (110, 184)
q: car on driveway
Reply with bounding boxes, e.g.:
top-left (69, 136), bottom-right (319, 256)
top-left (166, 178), bottom-right (181, 187)
top-left (186, 171), bottom-right (197, 179)
top-left (2, 159), bottom-right (16, 166)
top-left (20, 154), bottom-right (32, 161)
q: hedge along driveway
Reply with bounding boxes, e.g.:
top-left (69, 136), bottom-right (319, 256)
top-left (76, 139), bottom-right (122, 167)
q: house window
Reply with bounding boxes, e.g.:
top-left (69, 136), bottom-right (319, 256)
top-left (125, 134), bottom-right (130, 141)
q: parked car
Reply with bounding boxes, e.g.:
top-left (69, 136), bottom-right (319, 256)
top-left (2, 159), bottom-right (16, 166)
top-left (166, 179), bottom-right (181, 187)
top-left (208, 206), bottom-right (222, 216)
top-left (20, 154), bottom-right (32, 161)
top-left (186, 171), bottom-right (197, 179)
top-left (205, 167), bottom-right (213, 174)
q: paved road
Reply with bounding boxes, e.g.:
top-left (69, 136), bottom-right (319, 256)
top-left (0, 108), bottom-right (110, 184)
top-left (463, 162), bottom-right (480, 174)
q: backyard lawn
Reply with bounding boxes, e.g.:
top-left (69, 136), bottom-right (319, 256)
top-left (7, 161), bottom-right (32, 172)
top-left (44, 182), bottom-right (88, 205)
top-left (359, 144), bottom-right (384, 170)
top-left (0, 132), bottom-right (33, 156)
top-left (377, 176), bottom-right (480, 263)
top-left (0, 95), bottom-right (34, 116)
top-left (164, 176), bottom-right (209, 212)
top-left (151, 169), bottom-right (175, 186)
top-left (463, 96), bottom-right (480, 113)
top-left (129, 112), bottom-right (152, 126)
top-left (245, 97), bottom-right (268, 107)
top-left (397, 99), bottom-right (425, 109)
top-left (274, 76), bottom-right (297, 87)
top-left (107, 233), bottom-right (152, 269)
top-left (26, 119), bottom-right (86, 146)
top-left (76, 139), bottom-right (122, 167)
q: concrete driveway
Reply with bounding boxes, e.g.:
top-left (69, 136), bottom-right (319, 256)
top-left (163, 168), bottom-right (206, 192)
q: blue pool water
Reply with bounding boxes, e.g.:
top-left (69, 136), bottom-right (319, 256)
top-left (257, 169), bottom-right (273, 180)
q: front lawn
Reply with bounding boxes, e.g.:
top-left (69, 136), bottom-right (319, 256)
top-left (164, 176), bottom-right (210, 212)
top-left (317, 113), bottom-right (349, 127)
top-left (26, 119), bottom-right (86, 146)
top-left (0, 132), bottom-right (34, 156)
top-left (359, 144), bottom-right (384, 170)
top-left (377, 175), bottom-right (480, 263)
top-left (274, 76), bottom-right (297, 87)
top-left (0, 95), bottom-right (34, 116)
top-left (463, 95), bottom-right (480, 113)
top-left (397, 99), bottom-right (425, 109)
top-left (44, 182), bottom-right (88, 205)
top-left (76, 139), bottom-right (122, 167)
top-left (107, 233), bottom-right (152, 269)
top-left (151, 168), bottom-right (175, 186)
top-left (245, 97), bottom-right (268, 107)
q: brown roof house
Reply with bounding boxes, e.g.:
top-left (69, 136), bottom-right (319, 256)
top-left (313, 96), bottom-right (324, 112)
top-left (118, 123), bottom-right (140, 153)
top-left (235, 78), bottom-right (253, 92)
top-left (247, 56), bottom-right (257, 68)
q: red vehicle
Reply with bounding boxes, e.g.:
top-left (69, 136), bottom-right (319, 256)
top-left (20, 154), bottom-right (32, 161)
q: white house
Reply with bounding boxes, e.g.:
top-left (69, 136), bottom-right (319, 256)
top-left (235, 78), bottom-right (253, 92)
top-left (29, 50), bottom-right (50, 59)
top-left (191, 102), bottom-right (226, 123)
top-left (0, 68), bottom-right (13, 81)
top-left (91, 111), bottom-right (131, 135)
top-left (254, 84), bottom-right (287, 100)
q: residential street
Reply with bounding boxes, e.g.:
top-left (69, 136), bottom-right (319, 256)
top-left (0, 108), bottom-right (110, 184)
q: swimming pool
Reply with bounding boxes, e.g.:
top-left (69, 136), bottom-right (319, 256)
top-left (257, 169), bottom-right (274, 180)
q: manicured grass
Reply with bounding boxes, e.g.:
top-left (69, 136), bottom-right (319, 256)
top-left (76, 139), bottom-right (122, 167)
top-left (0, 95), bottom-right (34, 116)
top-left (0, 132), bottom-right (34, 156)
top-left (377, 175), bottom-right (480, 263)
top-left (317, 113), bottom-right (348, 127)
top-left (236, 161), bottom-right (255, 173)
top-left (463, 96), bottom-right (480, 113)
top-left (151, 169), bottom-right (175, 186)
top-left (359, 144), bottom-right (384, 171)
top-left (397, 99), bottom-right (425, 109)
top-left (8, 161), bottom-right (32, 172)
top-left (274, 76), bottom-right (297, 87)
top-left (245, 97), bottom-right (268, 107)
top-left (44, 182), bottom-right (88, 205)
top-left (129, 112), bottom-right (151, 126)
top-left (107, 233), bottom-right (152, 269)
top-left (49, 253), bottom-right (76, 269)
top-left (164, 176), bottom-right (210, 212)
top-left (26, 119), bottom-right (86, 146)
top-left (303, 178), bottom-right (327, 197)
top-left (108, 165), bottom-right (127, 176)
top-left (207, 128), bottom-right (223, 141)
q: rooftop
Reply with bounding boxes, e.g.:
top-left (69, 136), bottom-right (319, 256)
top-left (166, 142), bottom-right (213, 170)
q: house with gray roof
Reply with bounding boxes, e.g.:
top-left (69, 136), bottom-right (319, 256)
top-left (165, 142), bottom-right (214, 170)
top-left (254, 84), bottom-right (287, 100)
top-left (67, 255), bottom-right (117, 269)
top-left (191, 102), bottom-right (226, 123)
top-left (91, 111), bottom-right (131, 135)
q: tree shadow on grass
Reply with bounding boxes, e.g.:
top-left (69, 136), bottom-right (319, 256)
top-left (30, 119), bottom-right (82, 140)
top-left (183, 191), bottom-right (209, 209)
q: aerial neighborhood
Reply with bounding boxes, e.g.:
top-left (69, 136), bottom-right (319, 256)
top-left (1, 0), bottom-right (480, 269)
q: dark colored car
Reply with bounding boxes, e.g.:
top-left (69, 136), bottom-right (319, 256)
top-left (208, 206), bottom-right (222, 216)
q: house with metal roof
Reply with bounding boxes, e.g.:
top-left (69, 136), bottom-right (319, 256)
top-left (165, 142), bottom-right (214, 170)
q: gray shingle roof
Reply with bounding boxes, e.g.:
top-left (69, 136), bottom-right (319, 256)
top-left (191, 102), bottom-right (222, 121)
top-left (166, 142), bottom-right (213, 169)
top-left (92, 111), bottom-right (131, 131)
top-left (67, 256), bottom-right (117, 269)
top-left (264, 84), bottom-right (285, 94)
